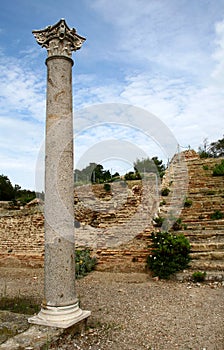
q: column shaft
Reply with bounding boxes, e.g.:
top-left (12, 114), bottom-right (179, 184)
top-left (44, 56), bottom-right (76, 307)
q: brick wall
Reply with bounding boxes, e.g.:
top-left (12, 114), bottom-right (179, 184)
top-left (0, 209), bottom-right (44, 267)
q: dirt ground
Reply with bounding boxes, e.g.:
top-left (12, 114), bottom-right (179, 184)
top-left (0, 267), bottom-right (224, 350)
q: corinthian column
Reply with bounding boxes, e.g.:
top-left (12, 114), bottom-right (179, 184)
top-left (29, 19), bottom-right (90, 328)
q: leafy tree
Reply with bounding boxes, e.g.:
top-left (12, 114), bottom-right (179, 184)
top-left (210, 136), bottom-right (224, 158)
top-left (112, 172), bottom-right (120, 178)
top-left (198, 136), bottom-right (224, 158)
top-left (74, 163), bottom-right (98, 183)
top-left (124, 171), bottom-right (141, 181)
top-left (15, 189), bottom-right (36, 205)
top-left (0, 174), bottom-right (36, 204)
top-left (134, 156), bottom-right (166, 178)
top-left (0, 175), bottom-right (15, 201)
top-left (74, 163), bottom-right (113, 184)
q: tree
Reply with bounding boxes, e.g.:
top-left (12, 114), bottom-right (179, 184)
top-left (198, 138), bottom-right (212, 158)
top-left (198, 136), bottom-right (224, 158)
top-left (15, 188), bottom-right (36, 205)
top-left (151, 157), bottom-right (166, 178)
top-left (0, 174), bottom-right (36, 204)
top-left (124, 171), bottom-right (141, 181)
top-left (74, 163), bottom-right (112, 184)
top-left (112, 172), bottom-right (120, 178)
top-left (210, 136), bottom-right (224, 158)
top-left (134, 156), bottom-right (166, 178)
top-left (0, 175), bottom-right (15, 201)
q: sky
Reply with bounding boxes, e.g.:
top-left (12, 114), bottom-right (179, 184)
top-left (0, 0), bottom-right (224, 190)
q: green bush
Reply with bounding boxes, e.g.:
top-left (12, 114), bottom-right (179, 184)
top-left (192, 271), bottom-right (206, 283)
top-left (203, 165), bottom-right (209, 170)
top-left (213, 160), bottom-right (224, 176)
top-left (199, 150), bottom-right (210, 159)
top-left (210, 210), bottom-right (224, 220)
top-left (153, 215), bottom-right (164, 227)
top-left (75, 249), bottom-right (97, 279)
top-left (103, 183), bottom-right (111, 192)
top-left (172, 218), bottom-right (183, 231)
top-left (184, 198), bottom-right (193, 208)
top-left (161, 187), bottom-right (170, 196)
top-left (204, 190), bottom-right (215, 195)
top-left (146, 231), bottom-right (191, 279)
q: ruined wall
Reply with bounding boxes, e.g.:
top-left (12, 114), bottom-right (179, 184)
top-left (1, 151), bottom-right (223, 273)
top-left (0, 181), bottom-right (154, 271)
top-left (0, 208), bottom-right (44, 267)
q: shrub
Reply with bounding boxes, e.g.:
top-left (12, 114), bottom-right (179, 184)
top-left (103, 183), bottom-right (111, 192)
top-left (184, 198), bottom-right (192, 208)
top-left (205, 190), bottom-right (215, 195)
top-left (210, 210), bottom-right (224, 220)
top-left (146, 231), bottom-right (191, 279)
top-left (161, 187), bottom-right (170, 196)
top-left (192, 271), bottom-right (206, 283)
top-left (203, 165), bottom-right (209, 170)
top-left (124, 171), bottom-right (141, 180)
top-left (153, 215), bottom-right (164, 227)
top-left (213, 160), bottom-right (224, 176)
top-left (172, 218), bottom-right (183, 231)
top-left (199, 150), bottom-right (210, 159)
top-left (75, 249), bottom-right (97, 279)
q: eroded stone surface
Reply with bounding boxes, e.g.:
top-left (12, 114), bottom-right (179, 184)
top-left (0, 311), bottom-right (29, 345)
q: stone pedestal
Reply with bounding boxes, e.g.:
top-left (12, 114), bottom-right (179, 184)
top-left (29, 19), bottom-right (90, 328)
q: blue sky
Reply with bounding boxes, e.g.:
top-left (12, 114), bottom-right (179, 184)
top-left (0, 0), bottom-right (224, 190)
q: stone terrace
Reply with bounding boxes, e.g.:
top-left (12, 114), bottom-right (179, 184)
top-left (0, 151), bottom-right (224, 278)
top-left (160, 151), bottom-right (224, 278)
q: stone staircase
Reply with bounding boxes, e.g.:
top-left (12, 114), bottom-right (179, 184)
top-left (74, 152), bottom-right (224, 276)
top-left (160, 151), bottom-right (224, 280)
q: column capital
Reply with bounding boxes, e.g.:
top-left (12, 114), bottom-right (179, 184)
top-left (32, 19), bottom-right (86, 58)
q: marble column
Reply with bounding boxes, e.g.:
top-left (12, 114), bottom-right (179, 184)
top-left (29, 19), bottom-right (90, 328)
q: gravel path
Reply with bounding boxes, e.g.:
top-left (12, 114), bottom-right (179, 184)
top-left (0, 268), bottom-right (224, 349)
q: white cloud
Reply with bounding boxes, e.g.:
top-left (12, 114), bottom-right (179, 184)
top-left (88, 0), bottom-right (220, 79)
top-left (0, 53), bottom-right (45, 122)
top-left (73, 12), bottom-right (224, 154)
top-left (212, 20), bottom-right (224, 86)
top-left (0, 51), bottom-right (46, 189)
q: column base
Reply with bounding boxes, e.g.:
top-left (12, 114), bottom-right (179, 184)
top-left (28, 302), bottom-right (91, 329)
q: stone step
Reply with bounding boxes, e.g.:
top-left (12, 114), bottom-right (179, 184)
top-left (175, 270), bottom-right (224, 282)
top-left (187, 234), bottom-right (224, 242)
top-left (190, 242), bottom-right (224, 251)
top-left (160, 200), bottom-right (224, 208)
top-left (187, 228), bottom-right (224, 234)
top-left (182, 221), bottom-right (224, 229)
top-left (190, 250), bottom-right (224, 260)
top-left (190, 259), bottom-right (224, 271)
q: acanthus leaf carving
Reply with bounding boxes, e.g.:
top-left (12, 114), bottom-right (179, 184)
top-left (32, 19), bottom-right (86, 58)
